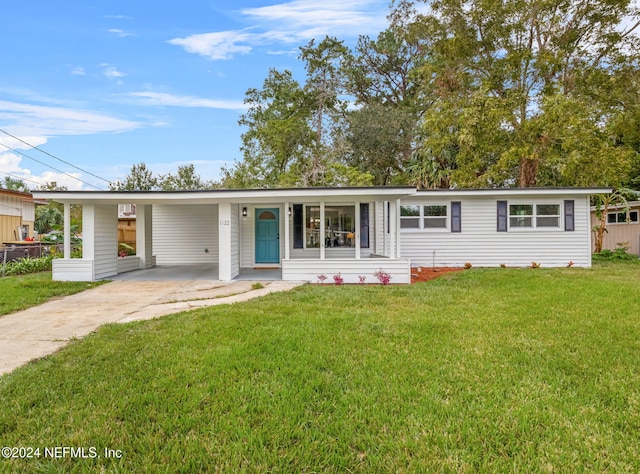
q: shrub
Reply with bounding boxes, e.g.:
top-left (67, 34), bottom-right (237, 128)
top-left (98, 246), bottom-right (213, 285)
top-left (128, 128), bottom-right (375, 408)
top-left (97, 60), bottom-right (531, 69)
top-left (118, 243), bottom-right (135, 257)
top-left (317, 274), bottom-right (327, 284)
top-left (373, 269), bottom-right (392, 285)
top-left (2, 255), bottom-right (54, 276)
top-left (333, 274), bottom-right (344, 285)
top-left (593, 248), bottom-right (638, 261)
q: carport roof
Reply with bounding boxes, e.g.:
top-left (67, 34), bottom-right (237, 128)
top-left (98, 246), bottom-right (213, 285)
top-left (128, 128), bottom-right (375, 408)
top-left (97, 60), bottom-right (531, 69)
top-left (32, 186), bottom-right (418, 205)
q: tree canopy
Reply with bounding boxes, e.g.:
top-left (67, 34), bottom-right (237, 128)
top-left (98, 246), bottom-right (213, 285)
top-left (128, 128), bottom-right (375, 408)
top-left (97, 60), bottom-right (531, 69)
top-left (110, 163), bottom-right (216, 191)
top-left (221, 0), bottom-right (640, 190)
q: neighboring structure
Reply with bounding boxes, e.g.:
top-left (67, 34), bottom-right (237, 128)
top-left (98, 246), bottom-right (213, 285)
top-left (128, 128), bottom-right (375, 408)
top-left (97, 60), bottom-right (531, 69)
top-left (117, 203), bottom-right (137, 251)
top-left (590, 200), bottom-right (640, 256)
top-left (0, 189), bottom-right (37, 243)
top-left (32, 187), bottom-right (609, 283)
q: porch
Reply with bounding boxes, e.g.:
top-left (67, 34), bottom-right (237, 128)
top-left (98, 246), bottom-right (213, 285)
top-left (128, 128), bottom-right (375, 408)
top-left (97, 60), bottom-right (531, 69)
top-left (40, 187), bottom-right (415, 283)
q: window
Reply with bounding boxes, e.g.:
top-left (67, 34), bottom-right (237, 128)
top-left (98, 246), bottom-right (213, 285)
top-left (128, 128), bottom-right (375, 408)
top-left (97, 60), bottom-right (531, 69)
top-left (509, 203), bottom-right (560, 229)
top-left (324, 205), bottom-right (355, 248)
top-left (536, 204), bottom-right (560, 227)
top-left (401, 204), bottom-right (448, 230)
top-left (607, 210), bottom-right (639, 224)
top-left (299, 205), bottom-right (370, 249)
top-left (424, 205), bottom-right (447, 228)
top-left (305, 206), bottom-right (321, 248)
top-left (400, 205), bottom-right (420, 228)
top-left (509, 204), bottom-right (533, 228)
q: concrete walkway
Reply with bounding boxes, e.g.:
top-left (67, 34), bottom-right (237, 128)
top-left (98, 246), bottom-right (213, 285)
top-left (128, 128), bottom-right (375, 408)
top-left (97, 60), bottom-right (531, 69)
top-left (0, 279), bottom-right (303, 376)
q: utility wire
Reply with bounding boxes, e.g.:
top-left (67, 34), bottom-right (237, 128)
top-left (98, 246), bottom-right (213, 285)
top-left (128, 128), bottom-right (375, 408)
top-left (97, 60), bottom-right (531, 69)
top-left (0, 142), bottom-right (104, 190)
top-left (0, 128), bottom-right (112, 185)
top-left (0, 171), bottom-right (46, 189)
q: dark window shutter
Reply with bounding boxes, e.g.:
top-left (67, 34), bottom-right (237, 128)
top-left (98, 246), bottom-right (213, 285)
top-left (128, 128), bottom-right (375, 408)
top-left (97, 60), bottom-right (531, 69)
top-left (451, 201), bottom-right (461, 233)
top-left (293, 204), bottom-right (303, 248)
top-left (360, 203), bottom-right (370, 248)
top-left (564, 200), bottom-right (575, 232)
top-left (386, 201), bottom-right (390, 234)
top-left (497, 200), bottom-right (508, 232)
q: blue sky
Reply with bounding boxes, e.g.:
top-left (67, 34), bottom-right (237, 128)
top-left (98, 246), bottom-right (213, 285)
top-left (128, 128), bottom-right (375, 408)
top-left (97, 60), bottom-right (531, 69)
top-left (0, 0), bottom-right (390, 190)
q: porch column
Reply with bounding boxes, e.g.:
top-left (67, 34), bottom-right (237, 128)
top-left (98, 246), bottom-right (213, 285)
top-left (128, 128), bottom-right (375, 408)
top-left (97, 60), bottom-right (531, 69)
top-left (374, 201), bottom-right (383, 255)
top-left (82, 204), bottom-right (94, 260)
top-left (63, 202), bottom-right (71, 258)
top-left (355, 200), bottom-right (361, 259)
top-left (389, 200), bottom-right (397, 259)
top-left (136, 205), bottom-right (153, 269)
top-left (395, 198), bottom-right (402, 258)
top-left (320, 202), bottom-right (326, 260)
top-left (218, 202), bottom-right (232, 281)
top-left (284, 201), bottom-right (290, 260)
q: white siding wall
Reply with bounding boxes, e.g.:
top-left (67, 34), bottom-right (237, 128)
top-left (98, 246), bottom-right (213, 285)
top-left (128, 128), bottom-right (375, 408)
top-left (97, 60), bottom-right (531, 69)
top-left (21, 200), bottom-right (35, 222)
top-left (282, 258), bottom-right (411, 284)
top-left (93, 205), bottom-right (118, 280)
top-left (230, 204), bottom-right (240, 277)
top-left (400, 194), bottom-right (592, 267)
top-left (153, 204), bottom-right (218, 265)
top-left (52, 259), bottom-right (95, 281)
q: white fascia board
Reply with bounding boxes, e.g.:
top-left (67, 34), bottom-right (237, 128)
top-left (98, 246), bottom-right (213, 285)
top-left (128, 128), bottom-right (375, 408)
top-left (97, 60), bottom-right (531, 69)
top-left (414, 187), bottom-right (612, 198)
top-left (32, 187), bottom-right (417, 205)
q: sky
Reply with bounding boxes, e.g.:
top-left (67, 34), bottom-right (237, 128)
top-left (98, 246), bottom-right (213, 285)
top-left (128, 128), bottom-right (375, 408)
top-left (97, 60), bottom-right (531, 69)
top-left (0, 0), bottom-right (390, 190)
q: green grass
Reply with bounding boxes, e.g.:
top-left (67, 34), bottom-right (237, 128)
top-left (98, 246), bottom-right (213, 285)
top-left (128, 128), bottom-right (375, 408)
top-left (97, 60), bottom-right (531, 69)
top-left (0, 272), bottom-right (103, 317)
top-left (1, 262), bottom-right (640, 472)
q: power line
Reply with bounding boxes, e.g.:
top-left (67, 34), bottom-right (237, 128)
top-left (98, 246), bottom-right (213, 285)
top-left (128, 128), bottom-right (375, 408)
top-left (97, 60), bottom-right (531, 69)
top-left (0, 128), bottom-right (112, 185)
top-left (0, 171), bottom-right (46, 189)
top-left (0, 142), bottom-right (104, 190)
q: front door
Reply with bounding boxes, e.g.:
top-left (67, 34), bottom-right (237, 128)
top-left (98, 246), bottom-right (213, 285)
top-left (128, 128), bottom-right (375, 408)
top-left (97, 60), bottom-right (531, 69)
top-left (255, 208), bottom-right (280, 264)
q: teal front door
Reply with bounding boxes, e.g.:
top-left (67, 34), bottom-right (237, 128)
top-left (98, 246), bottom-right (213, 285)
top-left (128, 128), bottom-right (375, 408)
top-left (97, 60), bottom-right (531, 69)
top-left (255, 208), bottom-right (280, 264)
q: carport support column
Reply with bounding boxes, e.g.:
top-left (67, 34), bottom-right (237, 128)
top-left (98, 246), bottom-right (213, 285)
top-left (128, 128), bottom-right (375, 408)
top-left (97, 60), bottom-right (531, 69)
top-left (218, 202), bottom-right (232, 281)
top-left (136, 205), bottom-right (153, 269)
top-left (82, 204), bottom-right (95, 260)
top-left (63, 202), bottom-right (71, 258)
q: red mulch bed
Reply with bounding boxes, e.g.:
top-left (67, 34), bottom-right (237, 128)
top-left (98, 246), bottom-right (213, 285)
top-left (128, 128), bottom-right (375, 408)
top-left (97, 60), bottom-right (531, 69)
top-left (411, 267), bottom-right (465, 283)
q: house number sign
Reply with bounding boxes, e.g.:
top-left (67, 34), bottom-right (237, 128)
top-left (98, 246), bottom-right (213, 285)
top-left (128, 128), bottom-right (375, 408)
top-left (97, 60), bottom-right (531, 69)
top-left (219, 220), bottom-right (230, 226)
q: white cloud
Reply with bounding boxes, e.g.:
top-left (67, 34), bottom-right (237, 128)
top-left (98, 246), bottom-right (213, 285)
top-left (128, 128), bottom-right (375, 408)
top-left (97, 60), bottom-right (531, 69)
top-left (169, 0), bottom-right (388, 60)
top-left (0, 100), bottom-right (142, 137)
top-left (242, 0), bottom-right (385, 30)
top-left (168, 30), bottom-right (254, 60)
top-left (0, 135), bottom-right (48, 152)
top-left (0, 153), bottom-right (85, 190)
top-left (130, 91), bottom-right (247, 110)
top-left (71, 66), bottom-right (86, 76)
top-left (104, 14), bottom-right (133, 20)
top-left (107, 28), bottom-right (134, 38)
top-left (0, 152), bottom-right (24, 172)
top-left (102, 65), bottom-right (127, 79)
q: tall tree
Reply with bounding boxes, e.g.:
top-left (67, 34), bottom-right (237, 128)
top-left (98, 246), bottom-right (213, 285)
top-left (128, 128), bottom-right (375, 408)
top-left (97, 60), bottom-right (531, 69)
top-left (401, 0), bottom-right (640, 187)
top-left (343, 24), bottom-right (430, 184)
top-left (160, 164), bottom-right (214, 190)
top-left (110, 163), bottom-right (159, 191)
top-left (299, 37), bottom-right (349, 184)
top-left (2, 176), bottom-right (29, 192)
top-left (221, 69), bottom-right (314, 188)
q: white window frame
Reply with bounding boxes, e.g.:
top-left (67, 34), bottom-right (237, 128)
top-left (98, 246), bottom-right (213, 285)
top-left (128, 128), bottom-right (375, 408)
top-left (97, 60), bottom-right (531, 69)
top-left (508, 203), bottom-right (561, 230)
top-left (400, 203), bottom-right (449, 231)
top-left (607, 210), bottom-right (639, 225)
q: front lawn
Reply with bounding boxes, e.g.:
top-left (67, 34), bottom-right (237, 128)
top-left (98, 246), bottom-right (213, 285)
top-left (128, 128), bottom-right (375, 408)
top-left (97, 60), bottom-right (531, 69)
top-left (0, 272), bottom-right (103, 317)
top-left (1, 262), bottom-right (639, 472)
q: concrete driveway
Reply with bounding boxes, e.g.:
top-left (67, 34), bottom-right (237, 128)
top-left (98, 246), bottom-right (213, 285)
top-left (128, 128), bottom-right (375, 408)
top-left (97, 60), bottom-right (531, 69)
top-left (0, 279), bottom-right (303, 376)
